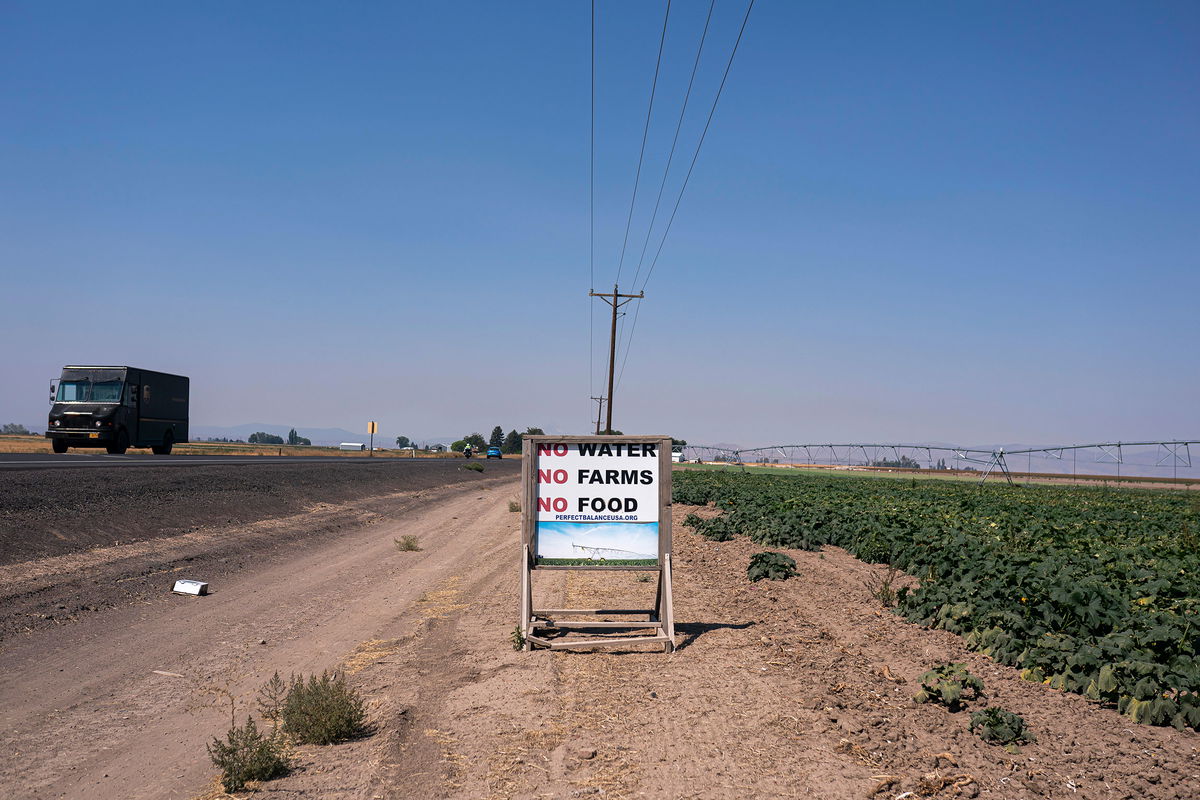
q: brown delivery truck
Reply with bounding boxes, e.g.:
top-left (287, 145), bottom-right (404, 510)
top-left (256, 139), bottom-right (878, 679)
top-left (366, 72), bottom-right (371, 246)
top-left (46, 365), bottom-right (189, 454)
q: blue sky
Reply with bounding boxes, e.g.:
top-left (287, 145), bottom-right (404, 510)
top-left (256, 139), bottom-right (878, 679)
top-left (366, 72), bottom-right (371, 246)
top-left (2, 1), bottom-right (1196, 447)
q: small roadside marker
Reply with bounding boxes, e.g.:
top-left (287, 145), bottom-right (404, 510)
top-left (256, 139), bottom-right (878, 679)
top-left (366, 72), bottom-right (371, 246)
top-left (172, 579), bottom-right (209, 596)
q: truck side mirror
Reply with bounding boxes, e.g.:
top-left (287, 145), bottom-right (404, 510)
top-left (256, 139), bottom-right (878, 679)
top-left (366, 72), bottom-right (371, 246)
top-left (49, 383), bottom-right (56, 405)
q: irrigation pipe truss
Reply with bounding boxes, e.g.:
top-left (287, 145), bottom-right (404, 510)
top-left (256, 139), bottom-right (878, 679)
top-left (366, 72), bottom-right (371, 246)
top-left (677, 441), bottom-right (1199, 485)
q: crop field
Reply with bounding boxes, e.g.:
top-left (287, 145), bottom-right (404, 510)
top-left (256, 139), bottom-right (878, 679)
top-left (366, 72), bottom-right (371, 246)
top-left (674, 469), bottom-right (1200, 731)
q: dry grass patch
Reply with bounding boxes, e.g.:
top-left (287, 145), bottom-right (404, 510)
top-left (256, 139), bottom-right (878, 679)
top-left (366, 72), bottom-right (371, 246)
top-left (417, 576), bottom-right (469, 618)
top-left (485, 725), bottom-right (565, 799)
top-left (342, 638), bottom-right (406, 675)
top-left (0, 435), bottom-right (50, 454)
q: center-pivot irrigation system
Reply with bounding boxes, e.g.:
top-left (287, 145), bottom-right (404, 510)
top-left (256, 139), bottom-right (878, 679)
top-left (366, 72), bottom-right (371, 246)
top-left (679, 440), bottom-right (1199, 484)
top-left (571, 543), bottom-right (657, 560)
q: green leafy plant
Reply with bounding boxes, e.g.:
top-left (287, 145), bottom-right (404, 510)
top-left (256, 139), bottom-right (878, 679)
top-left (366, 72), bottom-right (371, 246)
top-left (511, 625), bottom-right (526, 651)
top-left (394, 535), bottom-right (421, 551)
top-left (207, 716), bottom-right (289, 792)
top-left (508, 501), bottom-right (521, 512)
top-left (747, 551), bottom-right (797, 582)
top-left (684, 512), bottom-right (737, 541)
top-left (463, 462), bottom-right (484, 472)
top-left (914, 663), bottom-right (985, 711)
top-left (969, 707), bottom-right (1035, 746)
top-left (281, 671), bottom-right (366, 745)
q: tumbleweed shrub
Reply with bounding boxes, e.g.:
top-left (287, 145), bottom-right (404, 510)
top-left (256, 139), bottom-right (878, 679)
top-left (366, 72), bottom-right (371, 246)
top-left (914, 663), bottom-right (985, 711)
top-left (207, 716), bottom-right (289, 792)
top-left (671, 469), bottom-right (1200, 731)
top-left (747, 551), bottom-right (797, 582)
top-left (463, 462), bottom-right (484, 472)
top-left (281, 671), bottom-right (367, 745)
top-left (863, 563), bottom-right (905, 608)
top-left (968, 707), bottom-right (1035, 746)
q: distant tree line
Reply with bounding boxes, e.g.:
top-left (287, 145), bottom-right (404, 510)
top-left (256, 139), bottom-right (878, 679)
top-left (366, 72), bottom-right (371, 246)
top-left (450, 426), bottom-right (544, 454)
top-left (870, 456), bottom-right (923, 469)
top-left (1, 423), bottom-right (33, 435)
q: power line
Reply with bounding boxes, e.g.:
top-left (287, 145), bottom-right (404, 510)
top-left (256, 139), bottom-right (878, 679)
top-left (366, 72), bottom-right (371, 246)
top-left (614, 0), bottom-right (672, 287)
top-left (588, 0), bottom-right (596, 401)
top-left (617, 0), bottom-right (755, 391)
top-left (630, 0), bottom-right (716, 290)
top-left (614, 292), bottom-right (642, 391)
top-left (640, 0), bottom-right (755, 292)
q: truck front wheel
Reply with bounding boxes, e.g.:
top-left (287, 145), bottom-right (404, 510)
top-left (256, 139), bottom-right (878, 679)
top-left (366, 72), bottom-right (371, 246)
top-left (107, 429), bottom-right (129, 455)
top-left (51, 439), bottom-right (68, 454)
top-left (152, 432), bottom-right (174, 456)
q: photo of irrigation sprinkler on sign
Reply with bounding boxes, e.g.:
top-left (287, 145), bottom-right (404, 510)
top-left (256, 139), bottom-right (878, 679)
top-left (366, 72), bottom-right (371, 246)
top-left (537, 522), bottom-right (658, 565)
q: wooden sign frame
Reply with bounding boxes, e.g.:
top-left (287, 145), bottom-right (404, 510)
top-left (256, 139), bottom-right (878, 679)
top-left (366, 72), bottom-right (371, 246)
top-left (519, 434), bottom-right (675, 652)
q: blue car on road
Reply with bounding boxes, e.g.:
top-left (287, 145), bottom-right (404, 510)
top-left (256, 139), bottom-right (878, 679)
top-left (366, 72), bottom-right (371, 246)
top-left (486, 446), bottom-right (503, 459)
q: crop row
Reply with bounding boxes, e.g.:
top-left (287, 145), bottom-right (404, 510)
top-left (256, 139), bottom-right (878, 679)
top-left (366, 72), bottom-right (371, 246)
top-left (674, 469), bottom-right (1200, 730)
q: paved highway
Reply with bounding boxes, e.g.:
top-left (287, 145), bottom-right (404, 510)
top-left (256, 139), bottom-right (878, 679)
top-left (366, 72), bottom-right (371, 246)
top-left (0, 453), bottom-right (466, 470)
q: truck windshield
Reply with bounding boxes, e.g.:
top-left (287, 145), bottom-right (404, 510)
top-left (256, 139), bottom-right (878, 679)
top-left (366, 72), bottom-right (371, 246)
top-left (56, 380), bottom-right (124, 402)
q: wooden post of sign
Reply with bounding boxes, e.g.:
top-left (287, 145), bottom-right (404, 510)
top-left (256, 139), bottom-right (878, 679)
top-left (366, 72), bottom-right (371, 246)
top-left (520, 435), bottom-right (675, 653)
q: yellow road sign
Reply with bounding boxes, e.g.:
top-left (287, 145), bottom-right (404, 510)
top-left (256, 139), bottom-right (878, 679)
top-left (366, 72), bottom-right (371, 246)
top-left (367, 421), bottom-right (378, 434)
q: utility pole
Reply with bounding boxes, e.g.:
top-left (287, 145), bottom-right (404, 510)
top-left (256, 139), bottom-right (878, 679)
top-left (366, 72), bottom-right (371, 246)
top-left (590, 396), bottom-right (607, 436)
top-left (589, 284), bottom-right (643, 434)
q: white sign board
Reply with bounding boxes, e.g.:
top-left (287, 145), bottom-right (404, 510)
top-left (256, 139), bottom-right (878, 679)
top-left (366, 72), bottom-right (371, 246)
top-left (533, 440), bottom-right (661, 566)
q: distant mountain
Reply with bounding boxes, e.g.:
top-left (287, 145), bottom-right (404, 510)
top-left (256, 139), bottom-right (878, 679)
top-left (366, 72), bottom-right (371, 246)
top-left (189, 423), bottom-right (455, 447)
top-left (190, 421), bottom-right (573, 447)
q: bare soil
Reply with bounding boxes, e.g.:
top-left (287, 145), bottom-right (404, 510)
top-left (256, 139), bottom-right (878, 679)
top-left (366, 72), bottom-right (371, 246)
top-left (1, 482), bottom-right (1196, 799)
top-left (0, 459), bottom-right (513, 565)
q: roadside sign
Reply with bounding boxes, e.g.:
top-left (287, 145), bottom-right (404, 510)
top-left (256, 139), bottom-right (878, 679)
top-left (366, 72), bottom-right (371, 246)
top-left (519, 435), bottom-right (675, 652)
top-left (367, 421), bottom-right (378, 434)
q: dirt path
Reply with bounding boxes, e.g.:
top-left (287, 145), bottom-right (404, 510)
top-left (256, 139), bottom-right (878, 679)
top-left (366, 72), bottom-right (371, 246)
top-left (4, 490), bottom-right (1198, 799)
top-left (0, 474), bottom-right (525, 799)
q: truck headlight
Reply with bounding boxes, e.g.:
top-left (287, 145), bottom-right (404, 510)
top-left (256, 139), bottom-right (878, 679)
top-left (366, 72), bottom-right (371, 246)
top-left (95, 420), bottom-right (103, 428)
top-left (52, 419), bottom-right (61, 427)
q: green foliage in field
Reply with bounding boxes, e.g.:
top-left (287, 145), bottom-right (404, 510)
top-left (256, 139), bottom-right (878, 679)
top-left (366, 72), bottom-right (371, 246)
top-left (683, 512), bottom-right (737, 541)
top-left (969, 707), bottom-right (1035, 746)
top-left (747, 551), bottom-right (797, 582)
top-left (914, 663), bottom-right (985, 711)
top-left (673, 470), bottom-right (1200, 731)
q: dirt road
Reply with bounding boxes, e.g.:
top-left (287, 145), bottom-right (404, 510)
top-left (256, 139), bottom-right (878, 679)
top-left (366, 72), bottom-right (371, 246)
top-left (0, 470), bottom-right (529, 799)
top-left (3, 475), bottom-right (1197, 799)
